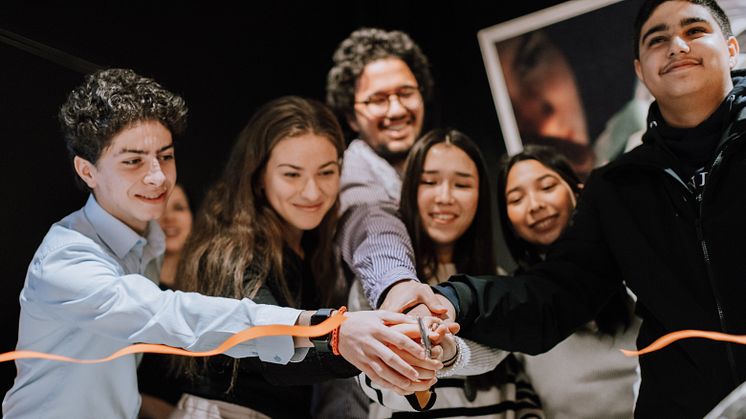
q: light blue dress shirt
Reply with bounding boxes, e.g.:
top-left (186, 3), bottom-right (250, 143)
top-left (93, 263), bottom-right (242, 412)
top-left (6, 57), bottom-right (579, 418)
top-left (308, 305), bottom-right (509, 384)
top-left (3, 195), bottom-right (304, 419)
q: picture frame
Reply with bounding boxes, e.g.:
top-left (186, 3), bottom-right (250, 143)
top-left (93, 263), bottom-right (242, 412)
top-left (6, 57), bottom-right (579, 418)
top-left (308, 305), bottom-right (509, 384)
top-left (478, 0), bottom-right (648, 177)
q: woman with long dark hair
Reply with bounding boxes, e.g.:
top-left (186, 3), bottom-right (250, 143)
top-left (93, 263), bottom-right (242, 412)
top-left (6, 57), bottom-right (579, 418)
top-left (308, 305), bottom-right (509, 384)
top-left (171, 96), bottom-right (445, 418)
top-left (497, 144), bottom-right (640, 418)
top-left (356, 129), bottom-right (543, 418)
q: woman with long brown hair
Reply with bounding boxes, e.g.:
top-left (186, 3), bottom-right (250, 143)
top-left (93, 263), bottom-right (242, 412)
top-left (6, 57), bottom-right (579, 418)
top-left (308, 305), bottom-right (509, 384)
top-left (171, 96), bottom-right (446, 418)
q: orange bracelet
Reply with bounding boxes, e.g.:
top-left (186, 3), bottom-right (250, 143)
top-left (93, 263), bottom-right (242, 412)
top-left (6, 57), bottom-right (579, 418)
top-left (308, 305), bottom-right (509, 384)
top-left (330, 306), bottom-right (348, 356)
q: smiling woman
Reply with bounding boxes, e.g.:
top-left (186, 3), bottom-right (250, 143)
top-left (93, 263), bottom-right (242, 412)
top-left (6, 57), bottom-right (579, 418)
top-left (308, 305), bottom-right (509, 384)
top-left (171, 95), bottom-right (358, 418)
top-left (353, 129), bottom-right (545, 417)
top-left (496, 144), bottom-right (640, 418)
top-left (262, 133), bottom-right (341, 255)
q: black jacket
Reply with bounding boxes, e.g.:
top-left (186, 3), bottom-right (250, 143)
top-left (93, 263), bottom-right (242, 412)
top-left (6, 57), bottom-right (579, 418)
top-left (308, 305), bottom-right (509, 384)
top-left (436, 70), bottom-right (746, 418)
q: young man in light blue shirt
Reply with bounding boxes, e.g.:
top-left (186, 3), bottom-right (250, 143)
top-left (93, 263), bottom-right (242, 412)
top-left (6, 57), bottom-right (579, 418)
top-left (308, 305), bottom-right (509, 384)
top-left (2, 68), bottom-right (440, 419)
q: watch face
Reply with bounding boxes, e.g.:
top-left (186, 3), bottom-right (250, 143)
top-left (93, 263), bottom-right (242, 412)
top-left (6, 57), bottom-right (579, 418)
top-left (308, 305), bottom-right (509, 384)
top-left (311, 308), bottom-right (334, 326)
top-left (310, 309), bottom-right (334, 352)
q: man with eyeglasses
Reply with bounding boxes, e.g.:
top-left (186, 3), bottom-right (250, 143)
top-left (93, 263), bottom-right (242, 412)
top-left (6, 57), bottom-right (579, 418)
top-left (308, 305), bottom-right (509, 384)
top-left (325, 27), bottom-right (446, 314)
top-left (318, 27), bottom-right (449, 417)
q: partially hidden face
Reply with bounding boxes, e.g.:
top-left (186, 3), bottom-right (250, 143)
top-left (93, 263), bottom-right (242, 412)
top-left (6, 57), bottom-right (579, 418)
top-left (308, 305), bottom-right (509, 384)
top-left (76, 119), bottom-right (176, 235)
top-left (634, 1), bottom-right (739, 109)
top-left (159, 184), bottom-right (193, 255)
top-left (499, 31), bottom-right (589, 145)
top-left (417, 143), bottom-right (479, 248)
top-left (350, 57), bottom-right (425, 159)
top-left (263, 133), bottom-right (340, 234)
top-left (505, 159), bottom-right (576, 247)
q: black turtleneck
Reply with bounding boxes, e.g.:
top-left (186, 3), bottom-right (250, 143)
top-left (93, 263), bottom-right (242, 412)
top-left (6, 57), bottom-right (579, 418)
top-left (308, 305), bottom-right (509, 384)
top-left (652, 95), bottom-right (732, 190)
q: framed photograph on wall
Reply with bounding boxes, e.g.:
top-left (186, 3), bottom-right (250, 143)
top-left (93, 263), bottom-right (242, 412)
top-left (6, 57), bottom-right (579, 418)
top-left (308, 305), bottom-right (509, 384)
top-left (478, 0), bottom-right (649, 179)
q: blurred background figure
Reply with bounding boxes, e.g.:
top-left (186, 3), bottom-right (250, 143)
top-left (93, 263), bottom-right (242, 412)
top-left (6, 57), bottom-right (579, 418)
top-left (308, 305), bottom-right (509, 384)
top-left (158, 183), bottom-right (194, 289)
top-left (497, 30), bottom-right (596, 178)
top-left (138, 183), bottom-right (194, 419)
top-left (720, 0), bottom-right (746, 69)
top-left (497, 144), bottom-right (640, 419)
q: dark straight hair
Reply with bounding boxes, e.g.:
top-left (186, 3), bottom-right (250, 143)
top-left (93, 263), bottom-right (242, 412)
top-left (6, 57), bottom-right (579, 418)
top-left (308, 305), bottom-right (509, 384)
top-left (496, 144), bottom-right (582, 271)
top-left (399, 128), bottom-right (496, 280)
top-left (496, 144), bottom-right (633, 335)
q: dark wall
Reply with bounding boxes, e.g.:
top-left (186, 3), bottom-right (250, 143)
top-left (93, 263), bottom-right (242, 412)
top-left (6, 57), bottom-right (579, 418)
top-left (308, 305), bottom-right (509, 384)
top-left (0, 1), bottom-right (565, 396)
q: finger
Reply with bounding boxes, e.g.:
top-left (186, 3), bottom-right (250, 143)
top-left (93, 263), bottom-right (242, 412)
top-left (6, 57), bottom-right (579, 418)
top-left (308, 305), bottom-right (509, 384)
top-left (412, 366), bottom-right (436, 380)
top-left (370, 340), bottom-right (425, 382)
top-left (396, 298), bottom-right (424, 314)
top-left (389, 347), bottom-right (443, 371)
top-left (369, 357), bottom-right (414, 389)
top-left (375, 310), bottom-right (417, 325)
top-left (372, 357), bottom-right (420, 390)
top-left (403, 355), bottom-right (442, 371)
top-left (420, 291), bottom-right (448, 314)
top-left (378, 327), bottom-right (427, 360)
top-left (388, 323), bottom-right (425, 339)
top-left (404, 303), bottom-right (433, 317)
top-left (405, 378), bottom-right (438, 392)
top-left (430, 345), bottom-right (443, 360)
top-left (432, 322), bottom-right (460, 337)
top-left (368, 339), bottom-right (421, 380)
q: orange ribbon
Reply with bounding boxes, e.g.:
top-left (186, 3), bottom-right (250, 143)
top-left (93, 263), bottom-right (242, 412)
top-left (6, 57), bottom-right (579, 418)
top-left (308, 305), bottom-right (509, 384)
top-left (621, 329), bottom-right (746, 357)
top-left (0, 313), bottom-right (345, 364)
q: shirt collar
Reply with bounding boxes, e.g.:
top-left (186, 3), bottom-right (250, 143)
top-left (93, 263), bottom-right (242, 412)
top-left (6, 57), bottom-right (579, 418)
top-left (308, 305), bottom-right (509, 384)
top-left (349, 139), bottom-right (402, 201)
top-left (83, 194), bottom-right (165, 260)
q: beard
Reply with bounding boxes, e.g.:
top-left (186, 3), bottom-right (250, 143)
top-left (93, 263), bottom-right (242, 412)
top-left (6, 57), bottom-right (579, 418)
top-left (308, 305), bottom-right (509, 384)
top-left (373, 143), bottom-right (411, 167)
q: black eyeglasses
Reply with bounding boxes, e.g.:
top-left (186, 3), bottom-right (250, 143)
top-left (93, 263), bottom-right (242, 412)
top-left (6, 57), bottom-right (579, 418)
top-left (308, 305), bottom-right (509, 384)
top-left (355, 86), bottom-right (422, 117)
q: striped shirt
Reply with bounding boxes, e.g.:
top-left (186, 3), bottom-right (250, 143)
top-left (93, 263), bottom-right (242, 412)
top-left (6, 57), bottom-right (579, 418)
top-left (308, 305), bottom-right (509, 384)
top-left (337, 139), bottom-right (418, 307)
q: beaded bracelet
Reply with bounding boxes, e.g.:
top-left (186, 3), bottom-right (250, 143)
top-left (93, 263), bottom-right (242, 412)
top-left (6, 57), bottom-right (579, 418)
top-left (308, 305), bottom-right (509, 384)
top-left (330, 306), bottom-right (348, 356)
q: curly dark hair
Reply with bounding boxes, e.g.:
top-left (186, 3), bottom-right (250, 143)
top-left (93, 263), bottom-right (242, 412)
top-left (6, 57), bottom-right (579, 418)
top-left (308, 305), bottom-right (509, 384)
top-left (325, 27), bottom-right (434, 124)
top-left (59, 68), bottom-right (188, 190)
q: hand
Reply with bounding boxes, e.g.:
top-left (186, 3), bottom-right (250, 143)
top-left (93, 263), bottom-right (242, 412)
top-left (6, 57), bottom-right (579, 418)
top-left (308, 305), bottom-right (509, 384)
top-left (384, 346), bottom-right (440, 394)
top-left (337, 310), bottom-right (437, 394)
top-left (403, 300), bottom-right (457, 323)
top-left (387, 316), bottom-right (458, 341)
top-left (392, 315), bottom-right (459, 363)
top-left (380, 280), bottom-right (449, 315)
top-left (435, 294), bottom-right (457, 321)
top-left (431, 331), bottom-right (458, 365)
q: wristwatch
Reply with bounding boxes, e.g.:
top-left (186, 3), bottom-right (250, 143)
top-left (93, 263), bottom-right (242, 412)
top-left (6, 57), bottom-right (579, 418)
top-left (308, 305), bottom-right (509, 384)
top-left (309, 308), bottom-right (335, 353)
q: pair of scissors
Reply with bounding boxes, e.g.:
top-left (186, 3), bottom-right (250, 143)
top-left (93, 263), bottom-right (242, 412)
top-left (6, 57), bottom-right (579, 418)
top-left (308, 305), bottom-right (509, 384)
top-left (409, 316), bottom-right (436, 411)
top-left (417, 316), bottom-right (432, 359)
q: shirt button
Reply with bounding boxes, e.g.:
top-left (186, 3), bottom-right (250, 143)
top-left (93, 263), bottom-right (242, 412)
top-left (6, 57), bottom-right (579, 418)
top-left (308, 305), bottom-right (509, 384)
top-left (273, 355), bottom-right (281, 362)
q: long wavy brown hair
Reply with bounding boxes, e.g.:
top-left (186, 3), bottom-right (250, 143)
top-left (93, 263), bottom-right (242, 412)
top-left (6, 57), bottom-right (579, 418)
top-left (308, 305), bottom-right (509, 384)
top-left (174, 96), bottom-right (344, 381)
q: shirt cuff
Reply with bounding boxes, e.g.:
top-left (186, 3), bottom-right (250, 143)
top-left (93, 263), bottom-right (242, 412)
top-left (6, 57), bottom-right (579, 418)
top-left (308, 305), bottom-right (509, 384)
top-left (375, 274), bottom-right (417, 308)
top-left (432, 284), bottom-right (460, 317)
top-left (252, 305), bottom-right (303, 364)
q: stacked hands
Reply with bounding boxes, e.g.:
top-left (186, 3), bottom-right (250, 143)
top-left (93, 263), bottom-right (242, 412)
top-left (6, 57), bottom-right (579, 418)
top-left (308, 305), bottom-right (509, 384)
top-left (337, 280), bottom-right (458, 395)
